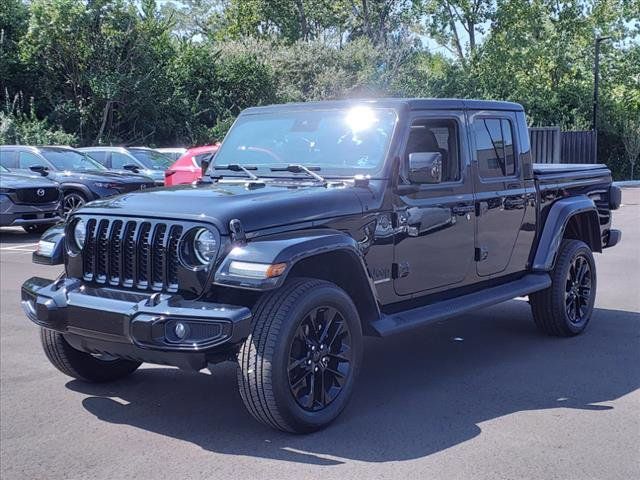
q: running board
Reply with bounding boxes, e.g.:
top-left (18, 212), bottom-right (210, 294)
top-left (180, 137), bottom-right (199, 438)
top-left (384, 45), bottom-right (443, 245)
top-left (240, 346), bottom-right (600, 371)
top-left (371, 273), bottom-right (551, 337)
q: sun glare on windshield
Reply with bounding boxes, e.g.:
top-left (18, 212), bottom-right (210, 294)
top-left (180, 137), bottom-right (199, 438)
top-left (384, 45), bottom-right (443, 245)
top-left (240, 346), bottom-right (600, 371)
top-left (344, 106), bottom-right (378, 133)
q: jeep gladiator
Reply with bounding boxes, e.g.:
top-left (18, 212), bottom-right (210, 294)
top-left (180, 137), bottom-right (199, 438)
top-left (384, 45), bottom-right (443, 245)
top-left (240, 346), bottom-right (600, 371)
top-left (22, 99), bottom-right (622, 433)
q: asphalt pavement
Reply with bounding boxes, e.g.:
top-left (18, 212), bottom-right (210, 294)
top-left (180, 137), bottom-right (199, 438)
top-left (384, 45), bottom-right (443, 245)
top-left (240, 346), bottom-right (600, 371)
top-left (1, 189), bottom-right (638, 480)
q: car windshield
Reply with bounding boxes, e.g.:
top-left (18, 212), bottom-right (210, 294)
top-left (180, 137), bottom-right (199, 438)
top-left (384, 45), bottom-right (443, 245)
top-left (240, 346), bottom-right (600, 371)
top-left (129, 149), bottom-right (172, 169)
top-left (213, 106), bottom-right (398, 176)
top-left (40, 149), bottom-right (106, 171)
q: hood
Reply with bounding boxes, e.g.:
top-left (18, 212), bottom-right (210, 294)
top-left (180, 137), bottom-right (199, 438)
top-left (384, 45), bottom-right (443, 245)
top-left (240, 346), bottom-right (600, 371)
top-left (80, 180), bottom-right (364, 233)
top-left (48, 170), bottom-right (154, 184)
top-left (0, 171), bottom-right (59, 189)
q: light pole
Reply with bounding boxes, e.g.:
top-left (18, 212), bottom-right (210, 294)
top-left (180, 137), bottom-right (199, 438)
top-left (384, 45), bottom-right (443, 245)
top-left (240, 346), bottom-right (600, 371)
top-left (592, 36), bottom-right (611, 131)
top-left (592, 36), bottom-right (610, 163)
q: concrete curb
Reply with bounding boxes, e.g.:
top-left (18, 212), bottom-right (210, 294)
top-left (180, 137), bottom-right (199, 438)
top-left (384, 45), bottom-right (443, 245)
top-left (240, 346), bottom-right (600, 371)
top-left (613, 181), bottom-right (640, 188)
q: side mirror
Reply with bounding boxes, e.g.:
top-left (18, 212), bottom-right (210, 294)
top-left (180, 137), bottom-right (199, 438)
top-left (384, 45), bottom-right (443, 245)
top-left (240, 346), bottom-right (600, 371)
top-left (123, 164), bottom-right (140, 173)
top-left (200, 157), bottom-right (211, 179)
top-left (29, 165), bottom-right (49, 176)
top-left (408, 152), bottom-right (442, 184)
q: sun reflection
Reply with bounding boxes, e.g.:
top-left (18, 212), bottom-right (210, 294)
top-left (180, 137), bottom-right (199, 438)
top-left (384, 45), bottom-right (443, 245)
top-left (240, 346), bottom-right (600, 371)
top-left (345, 106), bottom-right (378, 133)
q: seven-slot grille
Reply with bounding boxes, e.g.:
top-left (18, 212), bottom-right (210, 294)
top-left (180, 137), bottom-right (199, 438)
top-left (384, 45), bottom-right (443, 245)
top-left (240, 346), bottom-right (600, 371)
top-left (81, 218), bottom-right (184, 293)
top-left (15, 187), bottom-right (59, 204)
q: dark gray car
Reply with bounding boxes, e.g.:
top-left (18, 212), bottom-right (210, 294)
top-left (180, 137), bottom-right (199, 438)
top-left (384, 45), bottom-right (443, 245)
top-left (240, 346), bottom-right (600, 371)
top-left (79, 147), bottom-right (171, 186)
top-left (0, 164), bottom-right (62, 233)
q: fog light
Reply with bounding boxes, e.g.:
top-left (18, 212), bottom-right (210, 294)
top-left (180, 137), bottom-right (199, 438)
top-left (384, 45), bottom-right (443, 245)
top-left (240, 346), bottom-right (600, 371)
top-left (174, 322), bottom-right (188, 339)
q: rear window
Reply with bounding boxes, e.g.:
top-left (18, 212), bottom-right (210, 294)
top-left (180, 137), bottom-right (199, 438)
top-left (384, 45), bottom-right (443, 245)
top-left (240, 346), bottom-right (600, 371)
top-left (474, 118), bottom-right (516, 178)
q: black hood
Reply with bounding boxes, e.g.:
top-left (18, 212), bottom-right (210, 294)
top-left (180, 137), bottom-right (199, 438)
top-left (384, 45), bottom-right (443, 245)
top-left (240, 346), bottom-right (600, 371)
top-left (80, 181), bottom-right (364, 233)
top-left (0, 171), bottom-right (59, 189)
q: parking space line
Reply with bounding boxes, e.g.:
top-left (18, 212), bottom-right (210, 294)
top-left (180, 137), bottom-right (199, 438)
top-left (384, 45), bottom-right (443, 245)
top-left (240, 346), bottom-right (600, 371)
top-left (0, 243), bottom-right (38, 252)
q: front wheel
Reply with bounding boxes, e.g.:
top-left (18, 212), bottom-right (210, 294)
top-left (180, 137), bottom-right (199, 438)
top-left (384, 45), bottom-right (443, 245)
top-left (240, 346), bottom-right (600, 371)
top-left (62, 192), bottom-right (86, 217)
top-left (40, 328), bottom-right (141, 382)
top-left (237, 278), bottom-right (363, 433)
top-left (530, 239), bottom-right (597, 336)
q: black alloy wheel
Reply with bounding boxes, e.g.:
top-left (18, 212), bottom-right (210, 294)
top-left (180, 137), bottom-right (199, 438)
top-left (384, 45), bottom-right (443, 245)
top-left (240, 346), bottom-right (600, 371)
top-left (287, 306), bottom-right (352, 412)
top-left (565, 254), bottom-right (592, 324)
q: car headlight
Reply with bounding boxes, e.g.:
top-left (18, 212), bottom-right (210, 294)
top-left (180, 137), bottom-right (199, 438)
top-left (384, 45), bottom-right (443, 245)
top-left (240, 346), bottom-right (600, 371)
top-left (193, 228), bottom-right (219, 264)
top-left (74, 219), bottom-right (86, 250)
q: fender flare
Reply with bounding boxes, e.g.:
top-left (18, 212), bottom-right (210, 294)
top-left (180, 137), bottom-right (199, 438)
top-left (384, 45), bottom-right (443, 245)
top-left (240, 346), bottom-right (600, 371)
top-left (532, 195), bottom-right (601, 271)
top-left (213, 229), bottom-right (381, 327)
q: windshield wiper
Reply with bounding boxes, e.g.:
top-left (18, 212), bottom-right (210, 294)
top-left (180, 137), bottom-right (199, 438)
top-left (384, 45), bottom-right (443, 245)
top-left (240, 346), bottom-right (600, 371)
top-left (213, 164), bottom-right (259, 180)
top-left (270, 164), bottom-right (325, 184)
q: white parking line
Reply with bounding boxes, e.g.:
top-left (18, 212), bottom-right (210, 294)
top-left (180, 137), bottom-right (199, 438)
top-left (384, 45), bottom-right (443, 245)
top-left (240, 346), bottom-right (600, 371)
top-left (0, 243), bottom-right (38, 252)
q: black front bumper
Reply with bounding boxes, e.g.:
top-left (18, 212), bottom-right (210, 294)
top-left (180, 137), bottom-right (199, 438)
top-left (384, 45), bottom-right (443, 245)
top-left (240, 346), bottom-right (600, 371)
top-left (21, 277), bottom-right (252, 370)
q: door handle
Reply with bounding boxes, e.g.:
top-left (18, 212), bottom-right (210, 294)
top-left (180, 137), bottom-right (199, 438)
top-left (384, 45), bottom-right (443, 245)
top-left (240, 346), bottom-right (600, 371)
top-left (506, 182), bottom-right (521, 190)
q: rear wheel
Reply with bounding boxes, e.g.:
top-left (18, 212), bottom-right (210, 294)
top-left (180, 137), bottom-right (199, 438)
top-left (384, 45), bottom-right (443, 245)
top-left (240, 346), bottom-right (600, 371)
top-left (22, 224), bottom-right (51, 234)
top-left (237, 278), bottom-right (363, 433)
top-left (40, 328), bottom-right (141, 382)
top-left (530, 239), bottom-right (596, 336)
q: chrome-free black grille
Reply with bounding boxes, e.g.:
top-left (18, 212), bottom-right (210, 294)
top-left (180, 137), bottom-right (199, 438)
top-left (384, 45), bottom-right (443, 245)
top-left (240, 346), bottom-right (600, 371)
top-left (15, 187), bottom-right (59, 204)
top-left (80, 218), bottom-right (185, 293)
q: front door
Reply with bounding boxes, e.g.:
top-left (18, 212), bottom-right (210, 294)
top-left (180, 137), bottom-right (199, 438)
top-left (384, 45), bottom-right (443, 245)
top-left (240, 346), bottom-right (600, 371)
top-left (393, 112), bottom-right (476, 296)
top-left (469, 111), bottom-right (527, 277)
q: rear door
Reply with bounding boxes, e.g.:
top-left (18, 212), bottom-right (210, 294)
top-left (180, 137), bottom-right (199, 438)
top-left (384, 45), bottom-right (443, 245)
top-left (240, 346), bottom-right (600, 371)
top-left (469, 111), bottom-right (527, 276)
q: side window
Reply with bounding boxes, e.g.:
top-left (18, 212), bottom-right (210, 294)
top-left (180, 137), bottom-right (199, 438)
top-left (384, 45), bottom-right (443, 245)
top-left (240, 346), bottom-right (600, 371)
top-left (18, 152), bottom-right (46, 169)
top-left (405, 119), bottom-right (460, 183)
top-left (194, 153), bottom-right (213, 167)
top-left (86, 151), bottom-right (108, 166)
top-left (0, 150), bottom-right (17, 168)
top-left (111, 152), bottom-right (133, 169)
top-left (474, 118), bottom-right (516, 178)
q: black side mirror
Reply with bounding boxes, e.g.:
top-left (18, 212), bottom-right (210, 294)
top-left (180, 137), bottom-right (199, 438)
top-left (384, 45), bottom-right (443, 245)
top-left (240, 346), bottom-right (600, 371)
top-left (408, 152), bottom-right (442, 184)
top-left (123, 164), bottom-right (140, 173)
top-left (200, 157), bottom-right (211, 179)
top-left (29, 165), bottom-right (49, 176)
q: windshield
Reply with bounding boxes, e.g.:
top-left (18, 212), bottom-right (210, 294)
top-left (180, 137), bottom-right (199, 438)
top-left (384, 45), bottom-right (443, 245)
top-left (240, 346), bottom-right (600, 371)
top-left (129, 149), bottom-right (172, 169)
top-left (213, 106), bottom-right (397, 176)
top-left (40, 149), bottom-right (106, 171)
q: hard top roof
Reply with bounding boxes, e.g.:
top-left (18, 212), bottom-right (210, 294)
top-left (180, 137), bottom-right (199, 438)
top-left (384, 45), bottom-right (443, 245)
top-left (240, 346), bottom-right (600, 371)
top-left (242, 98), bottom-right (523, 114)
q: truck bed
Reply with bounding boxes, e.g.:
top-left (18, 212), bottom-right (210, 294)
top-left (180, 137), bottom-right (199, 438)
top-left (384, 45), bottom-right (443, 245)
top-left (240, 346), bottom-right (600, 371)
top-left (533, 163), bottom-right (612, 189)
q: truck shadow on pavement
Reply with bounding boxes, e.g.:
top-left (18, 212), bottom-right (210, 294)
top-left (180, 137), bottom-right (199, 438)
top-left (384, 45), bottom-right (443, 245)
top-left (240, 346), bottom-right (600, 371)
top-left (66, 300), bottom-right (640, 465)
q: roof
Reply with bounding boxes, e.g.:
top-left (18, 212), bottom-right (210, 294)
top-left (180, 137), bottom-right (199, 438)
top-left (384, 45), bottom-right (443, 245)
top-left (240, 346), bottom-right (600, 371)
top-left (0, 145), bottom-right (75, 152)
top-left (242, 98), bottom-right (524, 114)
top-left (78, 146), bottom-right (129, 152)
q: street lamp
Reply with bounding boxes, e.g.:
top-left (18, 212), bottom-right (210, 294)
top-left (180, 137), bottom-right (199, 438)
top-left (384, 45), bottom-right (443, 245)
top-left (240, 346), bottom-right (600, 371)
top-left (591, 36), bottom-right (611, 163)
top-left (592, 36), bottom-right (611, 131)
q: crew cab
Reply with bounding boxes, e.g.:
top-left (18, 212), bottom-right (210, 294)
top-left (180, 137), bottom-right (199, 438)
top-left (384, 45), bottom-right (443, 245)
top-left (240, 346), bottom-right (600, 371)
top-left (21, 99), bottom-right (621, 433)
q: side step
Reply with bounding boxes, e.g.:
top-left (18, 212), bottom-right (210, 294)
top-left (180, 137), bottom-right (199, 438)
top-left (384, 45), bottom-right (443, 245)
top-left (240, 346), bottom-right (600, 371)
top-left (371, 273), bottom-right (551, 337)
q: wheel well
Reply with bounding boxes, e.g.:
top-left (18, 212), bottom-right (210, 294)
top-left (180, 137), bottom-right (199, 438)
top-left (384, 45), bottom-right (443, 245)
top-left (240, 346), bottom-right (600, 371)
top-left (61, 188), bottom-right (87, 199)
top-left (563, 211), bottom-right (602, 253)
top-left (286, 250), bottom-right (380, 333)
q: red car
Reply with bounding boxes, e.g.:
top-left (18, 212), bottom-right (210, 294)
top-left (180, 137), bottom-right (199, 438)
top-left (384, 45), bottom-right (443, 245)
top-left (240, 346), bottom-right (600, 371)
top-left (164, 144), bottom-right (219, 186)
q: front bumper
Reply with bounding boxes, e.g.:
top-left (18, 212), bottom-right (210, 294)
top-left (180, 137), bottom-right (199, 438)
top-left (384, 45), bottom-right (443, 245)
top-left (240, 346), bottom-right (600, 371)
top-left (0, 196), bottom-right (61, 226)
top-left (21, 277), bottom-right (252, 370)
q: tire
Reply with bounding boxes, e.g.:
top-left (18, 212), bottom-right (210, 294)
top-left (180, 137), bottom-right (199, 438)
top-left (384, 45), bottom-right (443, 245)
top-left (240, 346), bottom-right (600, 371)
top-left (62, 191), bottom-right (86, 217)
top-left (40, 328), bottom-right (141, 382)
top-left (530, 239), bottom-right (597, 336)
top-left (22, 224), bottom-right (51, 234)
top-left (237, 278), bottom-right (363, 433)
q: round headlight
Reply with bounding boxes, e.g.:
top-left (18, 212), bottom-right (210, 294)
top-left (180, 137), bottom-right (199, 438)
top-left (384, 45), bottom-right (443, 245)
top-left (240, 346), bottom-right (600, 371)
top-left (74, 219), bottom-right (86, 250)
top-left (193, 228), bottom-right (218, 264)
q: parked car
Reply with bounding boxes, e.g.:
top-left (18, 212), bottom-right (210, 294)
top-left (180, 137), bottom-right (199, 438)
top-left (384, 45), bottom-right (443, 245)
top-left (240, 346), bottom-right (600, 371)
top-left (164, 144), bottom-right (219, 186)
top-left (79, 146), bottom-right (171, 185)
top-left (0, 146), bottom-right (156, 215)
top-left (157, 147), bottom-right (187, 161)
top-left (22, 99), bottom-right (622, 434)
top-left (0, 164), bottom-right (62, 233)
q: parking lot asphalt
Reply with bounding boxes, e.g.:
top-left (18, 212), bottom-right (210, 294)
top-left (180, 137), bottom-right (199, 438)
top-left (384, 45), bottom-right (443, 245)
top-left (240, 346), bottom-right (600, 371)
top-left (1, 190), bottom-right (638, 480)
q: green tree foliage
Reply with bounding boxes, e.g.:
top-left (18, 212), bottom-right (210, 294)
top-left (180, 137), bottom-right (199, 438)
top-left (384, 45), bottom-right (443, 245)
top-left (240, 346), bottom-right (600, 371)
top-left (2, 0), bottom-right (639, 178)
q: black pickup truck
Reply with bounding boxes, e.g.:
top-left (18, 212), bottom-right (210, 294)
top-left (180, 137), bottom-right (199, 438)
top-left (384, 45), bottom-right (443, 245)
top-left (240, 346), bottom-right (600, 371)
top-left (22, 99), bottom-right (621, 433)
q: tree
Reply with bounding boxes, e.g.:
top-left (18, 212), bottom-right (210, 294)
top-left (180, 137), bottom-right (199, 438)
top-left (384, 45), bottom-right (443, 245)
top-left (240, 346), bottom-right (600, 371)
top-left (622, 120), bottom-right (640, 179)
